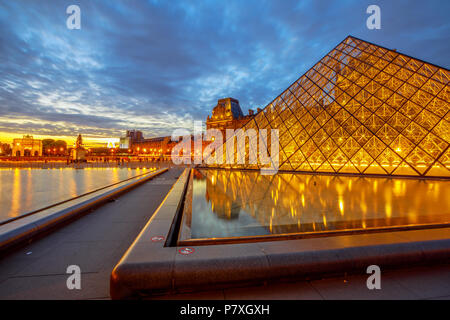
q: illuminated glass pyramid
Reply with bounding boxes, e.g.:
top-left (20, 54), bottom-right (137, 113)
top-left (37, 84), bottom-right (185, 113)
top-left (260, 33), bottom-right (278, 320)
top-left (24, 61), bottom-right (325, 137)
top-left (213, 36), bottom-right (449, 177)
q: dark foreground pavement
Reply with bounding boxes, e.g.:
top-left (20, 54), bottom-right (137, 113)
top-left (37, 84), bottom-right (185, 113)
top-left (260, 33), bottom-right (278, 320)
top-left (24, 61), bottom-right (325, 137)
top-left (0, 168), bottom-right (183, 299)
top-left (149, 263), bottom-right (450, 300)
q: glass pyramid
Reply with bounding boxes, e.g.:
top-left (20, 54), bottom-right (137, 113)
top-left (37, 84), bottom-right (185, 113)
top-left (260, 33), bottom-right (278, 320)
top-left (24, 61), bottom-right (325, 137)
top-left (212, 36), bottom-right (449, 177)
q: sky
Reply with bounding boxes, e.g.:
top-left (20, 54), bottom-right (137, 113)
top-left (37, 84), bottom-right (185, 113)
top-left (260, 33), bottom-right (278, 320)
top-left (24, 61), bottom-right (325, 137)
top-left (0, 0), bottom-right (449, 145)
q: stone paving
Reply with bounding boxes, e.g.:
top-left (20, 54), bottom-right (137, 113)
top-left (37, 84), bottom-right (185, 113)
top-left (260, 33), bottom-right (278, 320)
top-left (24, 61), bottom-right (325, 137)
top-left (151, 263), bottom-right (450, 300)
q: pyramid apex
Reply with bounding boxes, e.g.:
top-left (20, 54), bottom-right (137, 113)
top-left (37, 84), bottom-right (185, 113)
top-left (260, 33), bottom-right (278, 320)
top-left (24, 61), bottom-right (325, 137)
top-left (213, 36), bottom-right (450, 178)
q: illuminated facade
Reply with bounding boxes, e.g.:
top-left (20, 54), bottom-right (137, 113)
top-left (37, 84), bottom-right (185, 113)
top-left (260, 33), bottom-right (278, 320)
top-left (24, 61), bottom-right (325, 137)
top-left (131, 136), bottom-right (178, 160)
top-left (214, 36), bottom-right (449, 177)
top-left (12, 135), bottom-right (42, 157)
top-left (119, 130), bottom-right (144, 149)
top-left (206, 98), bottom-right (255, 133)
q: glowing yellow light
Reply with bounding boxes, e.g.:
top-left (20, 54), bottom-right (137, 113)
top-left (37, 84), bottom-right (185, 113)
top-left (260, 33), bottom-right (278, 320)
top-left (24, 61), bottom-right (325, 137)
top-left (339, 199), bottom-right (344, 215)
top-left (385, 202), bottom-right (392, 218)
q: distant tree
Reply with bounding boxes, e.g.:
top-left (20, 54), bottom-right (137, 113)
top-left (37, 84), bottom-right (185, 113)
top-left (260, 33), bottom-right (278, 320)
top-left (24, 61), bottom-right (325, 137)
top-left (42, 139), bottom-right (68, 156)
top-left (0, 142), bottom-right (12, 156)
top-left (55, 140), bottom-right (67, 147)
top-left (42, 139), bottom-right (55, 156)
top-left (54, 140), bottom-right (67, 156)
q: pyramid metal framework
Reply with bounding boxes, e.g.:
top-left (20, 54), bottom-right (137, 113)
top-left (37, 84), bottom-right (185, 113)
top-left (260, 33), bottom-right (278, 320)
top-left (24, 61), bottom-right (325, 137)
top-left (213, 36), bottom-right (450, 177)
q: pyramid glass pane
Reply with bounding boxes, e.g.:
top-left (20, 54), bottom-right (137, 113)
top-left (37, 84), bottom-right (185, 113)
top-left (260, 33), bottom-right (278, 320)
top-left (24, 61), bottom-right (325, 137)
top-left (210, 36), bottom-right (450, 177)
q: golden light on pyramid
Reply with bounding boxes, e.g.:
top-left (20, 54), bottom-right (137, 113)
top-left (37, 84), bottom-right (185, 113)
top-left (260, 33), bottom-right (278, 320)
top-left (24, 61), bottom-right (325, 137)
top-left (214, 36), bottom-right (449, 177)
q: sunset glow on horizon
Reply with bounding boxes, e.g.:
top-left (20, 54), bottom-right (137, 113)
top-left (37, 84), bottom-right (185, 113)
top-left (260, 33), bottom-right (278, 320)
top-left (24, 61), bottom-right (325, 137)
top-left (0, 131), bottom-right (120, 147)
top-left (1, 1), bottom-right (448, 146)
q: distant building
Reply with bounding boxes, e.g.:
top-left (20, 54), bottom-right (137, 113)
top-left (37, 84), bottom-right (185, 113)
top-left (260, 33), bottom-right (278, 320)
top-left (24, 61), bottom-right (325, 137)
top-left (71, 134), bottom-right (87, 162)
top-left (119, 130), bottom-right (144, 149)
top-left (131, 136), bottom-right (177, 160)
top-left (206, 98), bottom-right (255, 133)
top-left (116, 98), bottom-right (254, 160)
top-left (119, 137), bottom-right (131, 149)
top-left (12, 135), bottom-right (42, 157)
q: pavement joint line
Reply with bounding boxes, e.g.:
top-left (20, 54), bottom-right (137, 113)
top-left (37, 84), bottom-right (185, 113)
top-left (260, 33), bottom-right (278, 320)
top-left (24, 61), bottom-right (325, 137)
top-left (308, 281), bottom-right (326, 300)
top-left (387, 277), bottom-right (422, 298)
top-left (424, 294), bottom-right (450, 300)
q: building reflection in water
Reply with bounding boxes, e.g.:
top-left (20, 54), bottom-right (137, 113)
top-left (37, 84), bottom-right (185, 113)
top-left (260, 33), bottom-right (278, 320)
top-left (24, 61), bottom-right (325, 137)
top-left (183, 169), bottom-right (450, 240)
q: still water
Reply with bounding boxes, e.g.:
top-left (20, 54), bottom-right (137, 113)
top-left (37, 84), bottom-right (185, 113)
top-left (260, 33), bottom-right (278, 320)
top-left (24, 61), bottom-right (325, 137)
top-left (180, 169), bottom-right (450, 241)
top-left (0, 167), bottom-right (152, 222)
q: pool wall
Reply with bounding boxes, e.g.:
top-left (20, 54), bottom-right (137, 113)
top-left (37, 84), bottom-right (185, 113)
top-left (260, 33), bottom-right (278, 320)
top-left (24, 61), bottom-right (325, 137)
top-left (110, 168), bottom-right (450, 300)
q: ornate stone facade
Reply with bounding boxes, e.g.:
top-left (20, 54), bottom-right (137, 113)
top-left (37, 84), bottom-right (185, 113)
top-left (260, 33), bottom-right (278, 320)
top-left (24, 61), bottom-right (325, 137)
top-left (206, 98), bottom-right (254, 133)
top-left (12, 135), bottom-right (42, 157)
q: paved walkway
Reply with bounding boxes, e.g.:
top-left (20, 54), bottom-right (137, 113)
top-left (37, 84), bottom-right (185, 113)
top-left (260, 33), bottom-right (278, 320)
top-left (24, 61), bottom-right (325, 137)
top-left (151, 262), bottom-right (450, 300)
top-left (0, 168), bottom-right (183, 300)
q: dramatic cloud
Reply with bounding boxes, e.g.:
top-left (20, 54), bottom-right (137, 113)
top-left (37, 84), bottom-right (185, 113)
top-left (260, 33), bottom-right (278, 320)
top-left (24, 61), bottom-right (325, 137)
top-left (0, 0), bottom-right (448, 142)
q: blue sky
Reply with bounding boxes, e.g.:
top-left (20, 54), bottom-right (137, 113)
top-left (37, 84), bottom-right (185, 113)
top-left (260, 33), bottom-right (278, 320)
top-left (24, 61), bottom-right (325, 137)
top-left (0, 0), bottom-right (449, 142)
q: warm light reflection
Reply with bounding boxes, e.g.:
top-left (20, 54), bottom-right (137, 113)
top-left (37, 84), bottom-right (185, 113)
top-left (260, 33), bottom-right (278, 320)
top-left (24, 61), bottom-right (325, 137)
top-left (9, 169), bottom-right (21, 217)
top-left (181, 169), bottom-right (450, 240)
top-left (0, 168), bottom-right (148, 221)
top-left (339, 199), bottom-right (344, 216)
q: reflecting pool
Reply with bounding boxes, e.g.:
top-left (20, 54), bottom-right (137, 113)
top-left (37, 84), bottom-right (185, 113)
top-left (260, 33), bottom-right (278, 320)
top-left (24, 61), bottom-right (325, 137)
top-left (179, 169), bottom-right (450, 242)
top-left (0, 167), bottom-right (153, 222)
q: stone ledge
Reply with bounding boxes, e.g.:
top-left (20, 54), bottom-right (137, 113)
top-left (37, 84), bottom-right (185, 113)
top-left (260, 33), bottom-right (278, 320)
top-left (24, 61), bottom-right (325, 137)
top-left (110, 168), bottom-right (450, 299)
